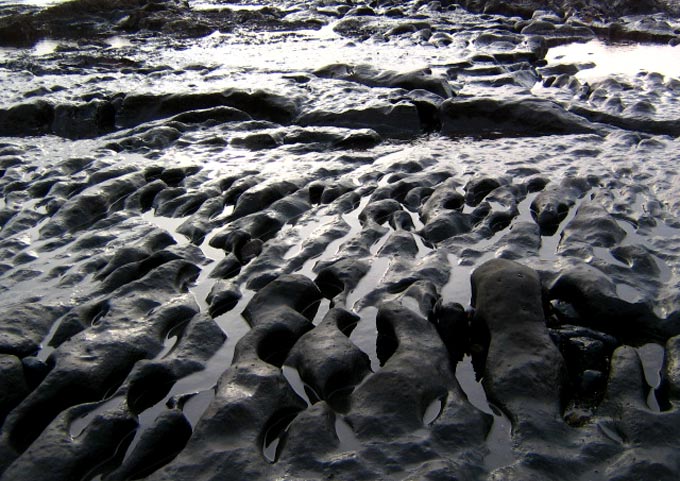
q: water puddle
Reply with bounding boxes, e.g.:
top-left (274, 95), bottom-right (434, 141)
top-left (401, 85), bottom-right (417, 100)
top-left (262, 413), bottom-right (296, 463)
top-left (35, 312), bottom-right (67, 361)
top-left (598, 421), bottom-right (625, 444)
top-left (636, 343), bottom-right (664, 412)
top-left (295, 197), bottom-right (368, 278)
top-left (546, 39), bottom-right (680, 82)
top-left (349, 306), bottom-right (379, 372)
top-left (168, 20), bottom-right (461, 77)
top-left (369, 230), bottom-right (392, 256)
top-left (105, 36), bottom-right (133, 49)
top-left (537, 194), bottom-right (588, 259)
top-left (181, 388), bottom-right (215, 427)
top-left (456, 356), bottom-right (491, 415)
top-left (441, 255), bottom-right (474, 308)
top-left (141, 211), bottom-right (191, 247)
top-left (119, 285), bottom-right (255, 460)
top-left (155, 320), bottom-right (190, 359)
top-left (69, 395), bottom-right (125, 438)
top-left (455, 356), bottom-right (514, 471)
top-left (282, 364), bottom-right (317, 407)
top-left (483, 405), bottom-right (514, 471)
top-left (422, 398), bottom-right (444, 425)
top-left (615, 283), bottom-right (644, 303)
top-left (282, 214), bottom-right (335, 260)
top-left (405, 208), bottom-right (425, 231)
top-left (142, 209), bottom-right (223, 313)
top-left (345, 257), bottom-right (390, 310)
top-left (335, 415), bottom-right (361, 451)
top-left (413, 233), bottom-right (434, 259)
top-left (190, 2), bottom-right (271, 12)
top-left (32, 39), bottom-right (71, 55)
top-left (0, 0), bottom-right (66, 6)
top-left (311, 298), bottom-right (330, 326)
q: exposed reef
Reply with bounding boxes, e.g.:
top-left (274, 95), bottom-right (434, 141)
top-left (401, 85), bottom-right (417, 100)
top-left (1, 0), bottom-right (680, 480)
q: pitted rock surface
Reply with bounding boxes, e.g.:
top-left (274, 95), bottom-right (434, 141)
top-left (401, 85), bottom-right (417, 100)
top-left (1, 0), bottom-right (680, 480)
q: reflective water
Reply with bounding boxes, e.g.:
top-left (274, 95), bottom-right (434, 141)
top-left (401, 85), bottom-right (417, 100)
top-left (547, 40), bottom-right (680, 82)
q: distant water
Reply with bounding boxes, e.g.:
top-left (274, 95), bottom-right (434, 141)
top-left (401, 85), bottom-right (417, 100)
top-left (547, 39), bottom-right (680, 81)
top-left (0, 0), bottom-right (65, 5)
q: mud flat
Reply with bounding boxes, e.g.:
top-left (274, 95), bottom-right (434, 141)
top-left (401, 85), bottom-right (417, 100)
top-left (1, 0), bottom-right (680, 480)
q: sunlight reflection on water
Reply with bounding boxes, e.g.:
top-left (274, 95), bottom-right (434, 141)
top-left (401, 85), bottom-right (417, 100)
top-left (547, 39), bottom-right (680, 81)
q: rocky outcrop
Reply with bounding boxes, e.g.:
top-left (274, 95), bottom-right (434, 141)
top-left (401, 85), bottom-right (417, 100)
top-left (440, 97), bottom-right (600, 137)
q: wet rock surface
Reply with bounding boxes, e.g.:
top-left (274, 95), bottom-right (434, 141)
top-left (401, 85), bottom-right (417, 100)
top-left (1, 0), bottom-right (680, 480)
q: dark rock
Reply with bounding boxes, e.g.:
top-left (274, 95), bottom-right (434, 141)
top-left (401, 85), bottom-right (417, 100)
top-left (549, 263), bottom-right (677, 343)
top-left (155, 190), bottom-right (211, 217)
top-left (561, 201), bottom-right (627, 248)
top-left (348, 301), bottom-right (488, 442)
top-left (206, 281), bottom-right (242, 317)
top-left (398, 280), bottom-right (439, 318)
top-left (148, 359), bottom-right (304, 480)
top-left (314, 63), bottom-right (453, 98)
top-left (0, 355), bottom-right (30, 423)
top-left (3, 295), bottom-right (196, 453)
top-left (334, 128), bottom-right (382, 149)
top-left (113, 125), bottom-right (182, 152)
top-left (104, 409), bottom-right (192, 481)
top-left (235, 308), bottom-right (314, 367)
top-left (404, 186), bottom-right (436, 211)
top-left (495, 221), bottom-right (541, 259)
top-left (99, 250), bottom-right (183, 292)
top-left (359, 198), bottom-right (403, 226)
top-left (51, 100), bottom-right (115, 139)
top-left (47, 311), bottom-right (88, 348)
top-left (170, 106), bottom-right (252, 124)
top-left (0, 209), bottom-right (44, 238)
top-left (40, 173), bottom-right (146, 237)
top-left (298, 101), bottom-right (422, 139)
top-left (421, 212), bottom-right (472, 243)
top-left (167, 313), bottom-right (226, 363)
top-left (530, 188), bottom-right (574, 233)
top-left (242, 274), bottom-right (322, 326)
top-left (0, 303), bottom-right (68, 358)
top-left (661, 335), bottom-right (680, 401)
top-left (433, 302), bottom-right (469, 362)
top-left (389, 210), bottom-right (415, 231)
top-left (440, 97), bottom-right (598, 137)
top-left (285, 308), bottom-right (370, 403)
top-left (530, 176), bottom-right (593, 233)
top-left (209, 254), bottom-right (242, 279)
top-left (235, 238), bottom-right (263, 265)
top-left (126, 362), bottom-right (178, 414)
top-left (569, 104), bottom-right (680, 137)
top-left (276, 402), bottom-right (345, 471)
top-left (211, 211), bottom-right (283, 248)
top-left (231, 180), bottom-right (298, 220)
top-left (117, 89), bottom-right (299, 128)
top-left (315, 258), bottom-right (371, 300)
top-left (420, 177), bottom-right (464, 222)
top-left (20, 356), bottom-right (50, 390)
top-left (376, 231), bottom-right (420, 257)
top-left (231, 132), bottom-right (281, 150)
top-left (124, 179), bottom-right (167, 212)
top-left (155, 166), bottom-right (202, 187)
top-left (464, 177), bottom-right (501, 206)
top-left (471, 259), bottom-right (566, 434)
top-left (0, 402), bottom-right (137, 481)
top-left (372, 176), bottom-right (437, 206)
top-left (94, 246), bottom-right (153, 281)
top-left (0, 101), bottom-right (54, 137)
